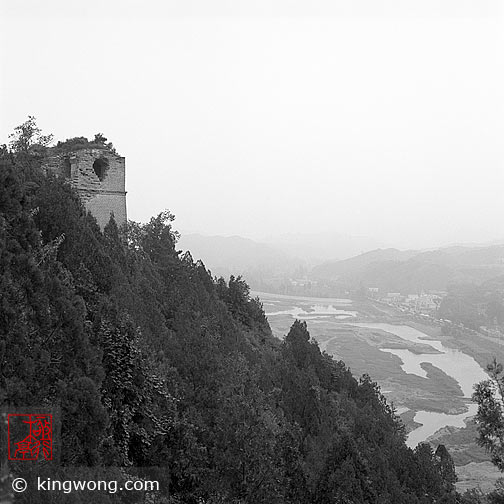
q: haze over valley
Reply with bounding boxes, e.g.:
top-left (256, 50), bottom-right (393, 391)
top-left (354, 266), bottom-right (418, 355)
top-left (3, 1), bottom-right (504, 501)
top-left (179, 232), bottom-right (504, 297)
top-left (179, 229), bottom-right (504, 490)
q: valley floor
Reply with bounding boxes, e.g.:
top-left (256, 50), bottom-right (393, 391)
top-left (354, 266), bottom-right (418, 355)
top-left (256, 292), bottom-right (504, 491)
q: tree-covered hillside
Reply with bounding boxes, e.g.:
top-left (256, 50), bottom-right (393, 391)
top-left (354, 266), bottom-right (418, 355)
top-left (1, 121), bottom-right (460, 503)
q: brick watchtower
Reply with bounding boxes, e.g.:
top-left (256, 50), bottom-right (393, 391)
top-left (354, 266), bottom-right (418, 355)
top-left (43, 144), bottom-right (127, 229)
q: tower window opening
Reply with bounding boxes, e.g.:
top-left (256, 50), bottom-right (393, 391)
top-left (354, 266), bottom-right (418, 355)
top-left (63, 158), bottom-right (71, 178)
top-left (93, 157), bottom-right (109, 181)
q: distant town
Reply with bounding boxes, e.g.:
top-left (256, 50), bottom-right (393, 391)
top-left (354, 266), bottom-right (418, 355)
top-left (367, 288), bottom-right (444, 315)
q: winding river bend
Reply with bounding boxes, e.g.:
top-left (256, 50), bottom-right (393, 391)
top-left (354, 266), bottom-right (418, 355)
top-left (256, 292), bottom-right (489, 448)
top-left (348, 323), bottom-right (488, 447)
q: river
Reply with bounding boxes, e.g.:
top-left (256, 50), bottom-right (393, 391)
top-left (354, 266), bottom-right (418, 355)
top-left (348, 323), bottom-right (488, 447)
top-left (255, 292), bottom-right (489, 448)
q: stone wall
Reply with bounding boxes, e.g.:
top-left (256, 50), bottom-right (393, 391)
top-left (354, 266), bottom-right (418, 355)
top-left (85, 191), bottom-right (127, 229)
top-left (43, 146), bottom-right (127, 229)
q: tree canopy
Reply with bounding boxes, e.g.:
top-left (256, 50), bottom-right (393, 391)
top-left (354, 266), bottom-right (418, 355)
top-left (0, 118), bottom-right (462, 503)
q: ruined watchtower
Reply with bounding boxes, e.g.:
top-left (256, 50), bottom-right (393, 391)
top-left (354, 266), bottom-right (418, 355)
top-left (43, 142), bottom-right (127, 229)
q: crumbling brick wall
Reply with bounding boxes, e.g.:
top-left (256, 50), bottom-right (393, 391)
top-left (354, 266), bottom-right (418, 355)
top-left (43, 147), bottom-right (127, 229)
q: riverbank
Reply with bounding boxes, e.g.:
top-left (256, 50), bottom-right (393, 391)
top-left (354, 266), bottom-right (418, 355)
top-left (257, 292), bottom-right (499, 489)
top-left (362, 305), bottom-right (503, 490)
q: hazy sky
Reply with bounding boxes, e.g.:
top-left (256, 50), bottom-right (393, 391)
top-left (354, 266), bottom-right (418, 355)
top-left (1, 0), bottom-right (503, 249)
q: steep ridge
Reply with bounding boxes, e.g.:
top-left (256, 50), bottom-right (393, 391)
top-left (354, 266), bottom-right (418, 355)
top-left (0, 137), bottom-right (461, 503)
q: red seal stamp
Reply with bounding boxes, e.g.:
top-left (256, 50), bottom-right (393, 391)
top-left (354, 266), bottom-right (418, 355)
top-left (7, 414), bottom-right (53, 461)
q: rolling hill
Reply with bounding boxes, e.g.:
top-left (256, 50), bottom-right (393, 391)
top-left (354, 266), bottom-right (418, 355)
top-left (311, 246), bottom-right (504, 293)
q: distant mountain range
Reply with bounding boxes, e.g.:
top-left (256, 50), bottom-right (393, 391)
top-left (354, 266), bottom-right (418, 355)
top-left (311, 248), bottom-right (418, 277)
top-left (262, 232), bottom-right (387, 263)
top-left (178, 233), bottom-right (504, 294)
top-left (311, 245), bottom-right (504, 293)
top-left (177, 233), bottom-right (305, 279)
